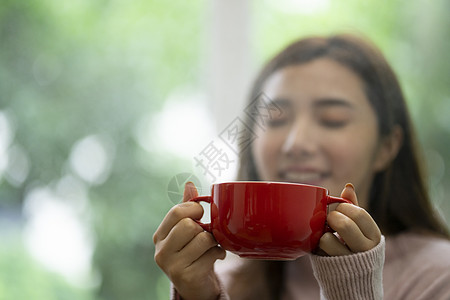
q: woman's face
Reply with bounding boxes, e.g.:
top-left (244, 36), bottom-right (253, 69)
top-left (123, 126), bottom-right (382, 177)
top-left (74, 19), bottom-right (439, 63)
top-left (252, 58), bottom-right (388, 207)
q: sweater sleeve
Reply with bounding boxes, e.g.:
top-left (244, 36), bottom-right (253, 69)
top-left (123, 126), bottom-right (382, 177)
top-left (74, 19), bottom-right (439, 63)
top-left (309, 235), bottom-right (385, 300)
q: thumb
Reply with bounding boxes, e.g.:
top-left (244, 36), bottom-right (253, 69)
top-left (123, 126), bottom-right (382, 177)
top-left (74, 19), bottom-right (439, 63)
top-left (183, 181), bottom-right (199, 203)
top-left (340, 183), bottom-right (358, 206)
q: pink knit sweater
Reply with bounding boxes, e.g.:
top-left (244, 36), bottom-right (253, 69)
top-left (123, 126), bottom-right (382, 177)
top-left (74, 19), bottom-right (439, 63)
top-left (171, 231), bottom-right (450, 299)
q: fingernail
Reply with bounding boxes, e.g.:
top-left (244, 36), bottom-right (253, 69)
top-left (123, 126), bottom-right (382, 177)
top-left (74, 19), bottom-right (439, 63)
top-left (184, 181), bottom-right (194, 196)
top-left (345, 183), bottom-right (355, 191)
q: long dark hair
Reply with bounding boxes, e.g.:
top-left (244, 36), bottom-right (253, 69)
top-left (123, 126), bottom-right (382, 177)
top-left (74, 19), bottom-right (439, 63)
top-left (229, 34), bottom-right (449, 299)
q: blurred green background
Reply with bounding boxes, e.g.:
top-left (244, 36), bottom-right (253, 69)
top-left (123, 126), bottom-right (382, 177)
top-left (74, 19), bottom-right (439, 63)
top-left (1, 0), bottom-right (449, 299)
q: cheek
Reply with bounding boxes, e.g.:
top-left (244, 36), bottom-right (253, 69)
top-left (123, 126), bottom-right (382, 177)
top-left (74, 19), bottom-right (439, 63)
top-left (330, 144), bottom-right (371, 170)
top-left (252, 130), bottom-right (284, 180)
top-left (325, 128), bottom-right (379, 183)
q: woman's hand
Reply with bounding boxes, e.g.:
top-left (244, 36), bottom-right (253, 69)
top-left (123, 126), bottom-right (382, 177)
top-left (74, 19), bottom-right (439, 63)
top-left (319, 183), bottom-right (381, 256)
top-left (153, 182), bottom-right (226, 300)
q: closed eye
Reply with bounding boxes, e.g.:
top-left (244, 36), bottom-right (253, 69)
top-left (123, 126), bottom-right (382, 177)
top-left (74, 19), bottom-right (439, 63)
top-left (267, 118), bottom-right (289, 127)
top-left (320, 119), bottom-right (349, 128)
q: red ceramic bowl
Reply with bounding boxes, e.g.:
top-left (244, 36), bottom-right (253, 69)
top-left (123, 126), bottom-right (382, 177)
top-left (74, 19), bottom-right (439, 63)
top-left (190, 181), bottom-right (350, 260)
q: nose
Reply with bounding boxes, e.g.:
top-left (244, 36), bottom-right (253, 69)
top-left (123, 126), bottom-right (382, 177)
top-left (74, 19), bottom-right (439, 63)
top-left (281, 117), bottom-right (318, 158)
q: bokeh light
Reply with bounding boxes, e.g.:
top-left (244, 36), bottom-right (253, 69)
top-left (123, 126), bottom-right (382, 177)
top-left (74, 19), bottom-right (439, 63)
top-left (1, 0), bottom-right (449, 299)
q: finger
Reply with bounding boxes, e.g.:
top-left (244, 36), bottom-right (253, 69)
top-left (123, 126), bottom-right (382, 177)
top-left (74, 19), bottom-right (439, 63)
top-left (153, 202), bottom-right (203, 244)
top-left (187, 245), bottom-right (226, 273)
top-left (319, 232), bottom-right (353, 256)
top-left (172, 246), bottom-right (226, 292)
top-left (335, 203), bottom-right (381, 243)
top-left (183, 181), bottom-right (199, 203)
top-left (340, 183), bottom-right (358, 206)
top-left (327, 210), bottom-right (373, 252)
top-left (161, 217), bottom-right (204, 253)
top-left (180, 231), bottom-right (220, 264)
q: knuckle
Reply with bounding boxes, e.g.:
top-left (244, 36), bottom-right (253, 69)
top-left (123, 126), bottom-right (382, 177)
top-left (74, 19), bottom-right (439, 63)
top-left (335, 217), bottom-right (353, 232)
top-left (327, 210), bottom-right (339, 220)
top-left (352, 207), bottom-right (367, 222)
top-left (153, 249), bottom-right (165, 269)
top-left (336, 203), bottom-right (350, 210)
top-left (194, 232), bottom-right (207, 246)
top-left (335, 203), bottom-right (348, 214)
top-left (190, 231), bottom-right (216, 253)
top-left (197, 231), bottom-right (215, 246)
top-left (169, 204), bottom-right (186, 220)
top-left (328, 211), bottom-right (346, 228)
top-left (169, 203), bottom-right (201, 221)
top-left (152, 230), bottom-right (160, 245)
top-left (180, 217), bottom-right (202, 234)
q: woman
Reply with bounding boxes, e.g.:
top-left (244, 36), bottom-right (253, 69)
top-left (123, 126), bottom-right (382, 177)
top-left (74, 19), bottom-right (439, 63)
top-left (153, 34), bottom-right (450, 299)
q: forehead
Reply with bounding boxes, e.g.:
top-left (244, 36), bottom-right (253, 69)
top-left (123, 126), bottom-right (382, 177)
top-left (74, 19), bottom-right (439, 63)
top-left (262, 58), bottom-right (369, 107)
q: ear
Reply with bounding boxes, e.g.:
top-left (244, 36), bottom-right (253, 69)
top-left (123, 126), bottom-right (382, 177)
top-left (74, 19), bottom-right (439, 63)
top-left (373, 125), bottom-right (403, 172)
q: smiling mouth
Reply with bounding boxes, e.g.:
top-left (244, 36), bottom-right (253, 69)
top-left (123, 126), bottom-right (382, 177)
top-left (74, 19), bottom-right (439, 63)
top-left (280, 171), bottom-right (329, 185)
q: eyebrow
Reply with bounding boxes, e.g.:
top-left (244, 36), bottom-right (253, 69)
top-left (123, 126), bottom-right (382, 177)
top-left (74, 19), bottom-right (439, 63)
top-left (313, 98), bottom-right (354, 109)
top-left (268, 97), bottom-right (353, 109)
top-left (267, 98), bottom-right (292, 108)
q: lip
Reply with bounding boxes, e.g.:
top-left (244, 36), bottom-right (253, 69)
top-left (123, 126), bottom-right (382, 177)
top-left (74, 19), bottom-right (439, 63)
top-left (278, 166), bottom-right (329, 186)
